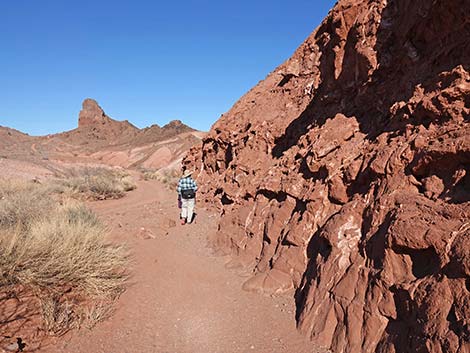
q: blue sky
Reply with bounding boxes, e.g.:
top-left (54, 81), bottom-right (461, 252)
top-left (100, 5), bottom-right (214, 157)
top-left (0, 0), bottom-right (336, 136)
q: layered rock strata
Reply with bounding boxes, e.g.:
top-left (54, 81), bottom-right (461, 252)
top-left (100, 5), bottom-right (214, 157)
top-left (185, 0), bottom-right (470, 352)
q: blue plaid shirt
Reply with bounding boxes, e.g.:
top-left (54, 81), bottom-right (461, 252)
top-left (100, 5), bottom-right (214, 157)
top-left (177, 177), bottom-right (198, 195)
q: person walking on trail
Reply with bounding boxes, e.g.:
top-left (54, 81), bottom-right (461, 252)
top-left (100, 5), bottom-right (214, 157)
top-left (177, 170), bottom-right (198, 225)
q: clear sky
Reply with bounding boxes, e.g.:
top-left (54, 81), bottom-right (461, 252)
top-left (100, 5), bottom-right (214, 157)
top-left (0, 0), bottom-right (336, 136)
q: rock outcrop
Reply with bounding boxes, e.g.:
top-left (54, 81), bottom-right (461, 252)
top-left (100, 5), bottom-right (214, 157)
top-left (185, 0), bottom-right (470, 352)
top-left (73, 99), bottom-right (195, 148)
top-left (74, 98), bottom-right (138, 142)
top-left (78, 98), bottom-right (110, 127)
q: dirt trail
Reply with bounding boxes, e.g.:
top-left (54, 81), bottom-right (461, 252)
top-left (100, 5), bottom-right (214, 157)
top-left (44, 178), bottom-right (321, 353)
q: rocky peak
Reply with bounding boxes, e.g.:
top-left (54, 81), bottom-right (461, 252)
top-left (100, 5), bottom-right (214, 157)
top-left (162, 120), bottom-right (183, 129)
top-left (162, 120), bottom-right (194, 133)
top-left (78, 98), bottom-right (110, 128)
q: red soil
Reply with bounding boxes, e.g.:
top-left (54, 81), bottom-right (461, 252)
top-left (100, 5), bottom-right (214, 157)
top-left (34, 177), bottom-right (324, 353)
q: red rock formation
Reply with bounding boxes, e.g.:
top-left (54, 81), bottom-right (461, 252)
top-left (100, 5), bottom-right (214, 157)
top-left (73, 98), bottom-right (138, 143)
top-left (185, 0), bottom-right (470, 352)
top-left (78, 98), bottom-right (110, 127)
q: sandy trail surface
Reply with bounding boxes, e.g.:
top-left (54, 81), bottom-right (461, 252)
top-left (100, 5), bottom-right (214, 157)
top-left (43, 177), bottom-right (320, 353)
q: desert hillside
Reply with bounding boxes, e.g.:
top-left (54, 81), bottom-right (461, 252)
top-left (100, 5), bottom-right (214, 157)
top-left (185, 0), bottom-right (470, 352)
top-left (0, 98), bottom-right (203, 178)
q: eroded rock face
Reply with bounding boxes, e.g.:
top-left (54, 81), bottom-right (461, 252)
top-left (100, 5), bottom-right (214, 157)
top-left (185, 0), bottom-right (470, 352)
top-left (78, 98), bottom-right (109, 127)
top-left (73, 98), bottom-right (139, 144)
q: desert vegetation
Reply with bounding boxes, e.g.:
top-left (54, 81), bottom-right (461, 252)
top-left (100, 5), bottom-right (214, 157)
top-left (0, 178), bottom-right (129, 339)
top-left (142, 168), bottom-right (180, 189)
top-left (56, 166), bottom-right (136, 200)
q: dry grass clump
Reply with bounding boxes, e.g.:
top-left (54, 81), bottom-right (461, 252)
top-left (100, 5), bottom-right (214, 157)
top-left (142, 168), bottom-right (179, 189)
top-left (0, 179), bottom-right (129, 335)
top-left (0, 179), bottom-right (55, 229)
top-left (142, 170), bottom-right (157, 181)
top-left (57, 167), bottom-right (136, 200)
top-left (40, 296), bottom-right (76, 336)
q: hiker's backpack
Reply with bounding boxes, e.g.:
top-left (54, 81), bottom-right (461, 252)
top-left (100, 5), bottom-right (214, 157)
top-left (181, 188), bottom-right (195, 199)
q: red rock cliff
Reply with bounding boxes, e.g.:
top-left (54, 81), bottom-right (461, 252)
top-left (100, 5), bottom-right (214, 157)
top-left (75, 98), bottom-right (138, 141)
top-left (78, 98), bottom-right (110, 127)
top-left (185, 0), bottom-right (470, 352)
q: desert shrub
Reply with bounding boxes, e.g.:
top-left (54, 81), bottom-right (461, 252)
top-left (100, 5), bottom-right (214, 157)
top-left (57, 167), bottom-right (136, 200)
top-left (0, 179), bottom-right (129, 335)
top-left (142, 168), bottom-right (180, 189)
top-left (0, 179), bottom-right (55, 229)
top-left (142, 170), bottom-right (158, 181)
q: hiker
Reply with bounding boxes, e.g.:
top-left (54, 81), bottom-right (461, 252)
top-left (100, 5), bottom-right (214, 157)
top-left (177, 169), bottom-right (198, 225)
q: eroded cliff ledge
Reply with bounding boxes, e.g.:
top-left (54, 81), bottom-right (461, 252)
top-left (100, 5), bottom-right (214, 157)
top-left (185, 0), bottom-right (470, 352)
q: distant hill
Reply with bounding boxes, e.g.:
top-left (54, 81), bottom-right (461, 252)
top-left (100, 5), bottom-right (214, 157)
top-left (0, 98), bottom-right (203, 171)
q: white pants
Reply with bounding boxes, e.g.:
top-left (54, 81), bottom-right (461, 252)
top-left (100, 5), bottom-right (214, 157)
top-left (181, 198), bottom-right (195, 222)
